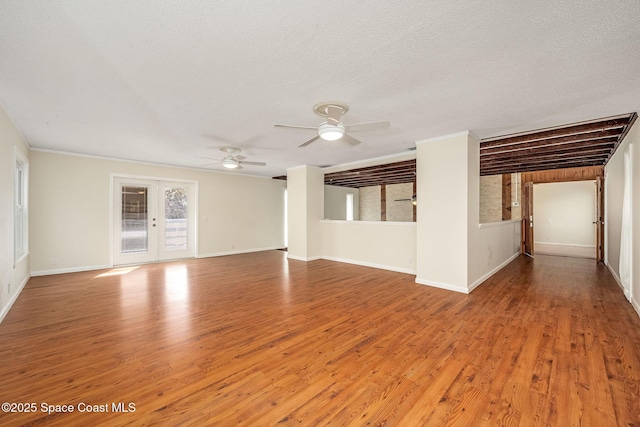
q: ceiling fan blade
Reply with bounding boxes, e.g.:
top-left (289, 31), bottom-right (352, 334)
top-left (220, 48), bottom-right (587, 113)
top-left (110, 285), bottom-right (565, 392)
top-left (198, 155), bottom-right (218, 160)
top-left (238, 160), bottom-right (266, 166)
top-left (342, 134), bottom-right (362, 146)
top-left (274, 124), bottom-right (317, 130)
top-left (345, 120), bottom-right (391, 132)
top-left (326, 105), bottom-right (343, 125)
top-left (299, 135), bottom-right (320, 147)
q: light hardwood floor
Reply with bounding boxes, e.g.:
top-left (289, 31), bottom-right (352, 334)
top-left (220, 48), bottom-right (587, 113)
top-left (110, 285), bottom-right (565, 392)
top-left (0, 251), bottom-right (639, 426)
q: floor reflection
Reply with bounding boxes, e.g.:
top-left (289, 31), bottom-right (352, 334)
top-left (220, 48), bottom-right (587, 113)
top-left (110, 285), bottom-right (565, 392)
top-left (164, 264), bottom-right (189, 303)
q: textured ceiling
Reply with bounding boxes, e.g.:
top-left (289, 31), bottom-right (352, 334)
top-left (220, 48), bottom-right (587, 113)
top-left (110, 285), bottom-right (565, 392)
top-left (1, 1), bottom-right (639, 178)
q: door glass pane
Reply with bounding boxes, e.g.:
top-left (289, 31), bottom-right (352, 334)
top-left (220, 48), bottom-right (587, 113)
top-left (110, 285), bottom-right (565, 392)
top-left (121, 186), bottom-right (148, 253)
top-left (164, 187), bottom-right (188, 251)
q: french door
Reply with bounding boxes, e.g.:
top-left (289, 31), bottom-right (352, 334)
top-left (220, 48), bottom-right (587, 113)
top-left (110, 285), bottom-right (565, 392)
top-left (113, 177), bottom-right (196, 265)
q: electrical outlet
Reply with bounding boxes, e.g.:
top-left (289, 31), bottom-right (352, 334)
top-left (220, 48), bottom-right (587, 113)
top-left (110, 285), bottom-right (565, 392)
top-left (512, 201), bottom-right (520, 207)
top-left (51, 257), bottom-right (57, 265)
top-left (7, 283), bottom-right (10, 294)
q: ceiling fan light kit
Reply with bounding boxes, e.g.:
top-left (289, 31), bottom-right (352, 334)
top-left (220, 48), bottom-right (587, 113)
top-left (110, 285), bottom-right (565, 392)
top-left (274, 101), bottom-right (390, 147)
top-left (318, 122), bottom-right (345, 141)
top-left (222, 157), bottom-right (239, 169)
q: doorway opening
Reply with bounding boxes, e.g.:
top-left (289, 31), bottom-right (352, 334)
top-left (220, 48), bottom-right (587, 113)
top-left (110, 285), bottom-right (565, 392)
top-left (520, 166), bottom-right (604, 262)
top-left (532, 181), bottom-right (597, 259)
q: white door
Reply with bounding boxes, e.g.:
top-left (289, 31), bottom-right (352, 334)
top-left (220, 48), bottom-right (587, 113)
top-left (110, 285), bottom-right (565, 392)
top-left (113, 177), bottom-right (196, 265)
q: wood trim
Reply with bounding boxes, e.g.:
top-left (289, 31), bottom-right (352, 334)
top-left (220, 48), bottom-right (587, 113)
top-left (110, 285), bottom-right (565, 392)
top-left (522, 181), bottom-right (534, 256)
top-left (502, 174), bottom-right (512, 220)
top-left (521, 166), bottom-right (604, 184)
top-left (380, 184), bottom-right (386, 221)
top-left (596, 176), bottom-right (605, 263)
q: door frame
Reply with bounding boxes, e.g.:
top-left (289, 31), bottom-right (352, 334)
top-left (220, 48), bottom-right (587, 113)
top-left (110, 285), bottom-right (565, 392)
top-left (522, 181), bottom-right (534, 257)
top-left (110, 174), bottom-right (198, 266)
top-left (596, 176), bottom-right (605, 262)
top-left (520, 166), bottom-right (605, 262)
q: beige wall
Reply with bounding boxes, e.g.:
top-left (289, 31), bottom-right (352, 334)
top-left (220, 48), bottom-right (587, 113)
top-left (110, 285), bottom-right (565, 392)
top-left (416, 132), bottom-right (477, 291)
top-left (30, 150), bottom-right (286, 274)
top-left (320, 220), bottom-right (416, 274)
top-left (416, 132), bottom-right (520, 293)
top-left (534, 181), bottom-right (596, 258)
top-left (286, 165), bottom-right (323, 261)
top-left (633, 125), bottom-right (640, 315)
top-left (605, 121), bottom-right (640, 314)
top-left (0, 106), bottom-right (31, 320)
top-left (324, 185), bottom-right (359, 220)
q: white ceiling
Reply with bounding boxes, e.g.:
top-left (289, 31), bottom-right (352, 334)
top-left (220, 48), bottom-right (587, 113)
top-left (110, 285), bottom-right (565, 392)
top-left (1, 1), bottom-right (639, 177)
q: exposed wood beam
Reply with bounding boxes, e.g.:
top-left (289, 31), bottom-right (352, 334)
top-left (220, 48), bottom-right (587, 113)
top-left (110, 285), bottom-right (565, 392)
top-left (482, 160), bottom-right (605, 176)
top-left (275, 113), bottom-right (636, 185)
top-left (380, 184), bottom-right (386, 221)
top-left (480, 133), bottom-right (618, 155)
top-left (481, 151), bottom-right (611, 168)
top-left (482, 144), bottom-right (613, 159)
top-left (481, 116), bottom-right (630, 146)
top-left (605, 111), bottom-right (637, 165)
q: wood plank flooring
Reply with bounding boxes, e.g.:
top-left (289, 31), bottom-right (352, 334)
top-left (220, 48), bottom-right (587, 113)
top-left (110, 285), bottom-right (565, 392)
top-left (0, 251), bottom-right (639, 426)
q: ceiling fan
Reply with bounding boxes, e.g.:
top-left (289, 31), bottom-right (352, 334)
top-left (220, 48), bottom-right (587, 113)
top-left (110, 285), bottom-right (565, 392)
top-left (394, 195), bottom-right (417, 206)
top-left (200, 147), bottom-right (266, 170)
top-left (274, 101), bottom-right (391, 147)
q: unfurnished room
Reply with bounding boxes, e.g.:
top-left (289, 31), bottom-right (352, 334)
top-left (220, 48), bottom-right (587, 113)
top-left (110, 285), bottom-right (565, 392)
top-left (1, 2), bottom-right (640, 426)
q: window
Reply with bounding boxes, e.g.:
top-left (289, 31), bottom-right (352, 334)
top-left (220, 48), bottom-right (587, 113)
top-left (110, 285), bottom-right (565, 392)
top-left (14, 148), bottom-right (29, 264)
top-left (346, 193), bottom-right (354, 221)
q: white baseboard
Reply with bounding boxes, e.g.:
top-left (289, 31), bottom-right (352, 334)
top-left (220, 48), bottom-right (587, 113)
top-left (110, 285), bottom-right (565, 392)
top-left (320, 256), bottom-right (416, 276)
top-left (286, 254), bottom-right (322, 262)
top-left (632, 297), bottom-right (640, 319)
top-left (469, 251), bottom-right (522, 292)
top-left (535, 242), bottom-right (595, 259)
top-left (198, 246), bottom-right (284, 259)
top-left (605, 261), bottom-right (628, 295)
top-left (0, 273), bottom-right (31, 323)
top-left (32, 248), bottom-right (286, 276)
top-left (604, 262), bottom-right (637, 319)
top-left (31, 264), bottom-right (111, 277)
top-left (415, 251), bottom-right (521, 294)
top-left (415, 278), bottom-right (469, 294)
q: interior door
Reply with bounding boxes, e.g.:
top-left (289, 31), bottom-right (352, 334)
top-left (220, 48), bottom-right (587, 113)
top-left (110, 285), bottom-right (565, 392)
top-left (595, 176), bottom-right (604, 263)
top-left (522, 181), bottom-right (534, 257)
top-left (113, 177), bottom-right (195, 265)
